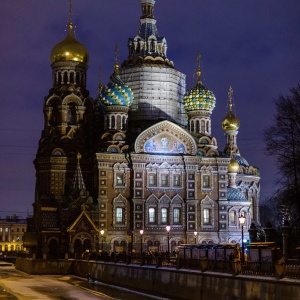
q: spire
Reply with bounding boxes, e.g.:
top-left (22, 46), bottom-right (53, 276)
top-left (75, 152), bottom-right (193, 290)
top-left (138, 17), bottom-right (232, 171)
top-left (222, 86), bottom-right (241, 155)
top-left (67, 0), bottom-right (74, 35)
top-left (71, 153), bottom-right (87, 196)
top-left (196, 51), bottom-right (202, 84)
top-left (123, 0), bottom-right (171, 66)
top-left (68, 0), bottom-right (73, 25)
top-left (98, 66), bottom-right (103, 90)
top-left (114, 44), bottom-right (120, 75)
top-left (228, 86), bottom-right (233, 113)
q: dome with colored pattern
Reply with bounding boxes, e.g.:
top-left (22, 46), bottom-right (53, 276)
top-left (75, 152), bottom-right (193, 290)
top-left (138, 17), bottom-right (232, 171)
top-left (51, 23), bottom-right (89, 64)
top-left (183, 81), bottom-right (216, 112)
top-left (99, 70), bottom-right (133, 107)
top-left (227, 187), bottom-right (248, 202)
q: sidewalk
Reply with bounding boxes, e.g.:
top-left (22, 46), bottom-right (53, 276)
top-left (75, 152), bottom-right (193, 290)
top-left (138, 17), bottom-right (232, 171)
top-left (0, 263), bottom-right (112, 299)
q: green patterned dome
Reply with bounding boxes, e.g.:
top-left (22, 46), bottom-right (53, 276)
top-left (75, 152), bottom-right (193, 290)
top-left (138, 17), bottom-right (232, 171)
top-left (99, 70), bottom-right (133, 107)
top-left (184, 81), bottom-right (216, 112)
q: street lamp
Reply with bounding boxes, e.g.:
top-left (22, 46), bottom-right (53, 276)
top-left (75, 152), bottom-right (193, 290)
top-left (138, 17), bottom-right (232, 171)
top-left (166, 225), bottom-right (171, 256)
top-left (140, 229), bottom-right (144, 254)
top-left (238, 215), bottom-right (246, 262)
top-left (194, 231), bottom-right (197, 244)
top-left (100, 230), bottom-right (104, 253)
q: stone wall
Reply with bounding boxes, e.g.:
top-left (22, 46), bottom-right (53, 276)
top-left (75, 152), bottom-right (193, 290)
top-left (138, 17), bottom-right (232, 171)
top-left (16, 258), bottom-right (300, 300)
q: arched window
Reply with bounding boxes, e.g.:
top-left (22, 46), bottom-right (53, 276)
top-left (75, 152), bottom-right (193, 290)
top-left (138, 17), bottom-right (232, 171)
top-left (67, 103), bottom-right (76, 124)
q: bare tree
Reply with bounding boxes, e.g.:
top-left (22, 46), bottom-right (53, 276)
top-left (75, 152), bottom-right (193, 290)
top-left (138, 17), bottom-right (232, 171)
top-left (264, 84), bottom-right (300, 229)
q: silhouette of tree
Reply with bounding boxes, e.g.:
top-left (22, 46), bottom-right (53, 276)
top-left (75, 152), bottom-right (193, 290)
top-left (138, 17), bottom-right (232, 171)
top-left (264, 84), bottom-right (300, 246)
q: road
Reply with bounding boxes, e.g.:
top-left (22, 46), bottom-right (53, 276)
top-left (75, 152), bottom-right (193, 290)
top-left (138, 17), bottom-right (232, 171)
top-left (0, 262), bottom-right (168, 300)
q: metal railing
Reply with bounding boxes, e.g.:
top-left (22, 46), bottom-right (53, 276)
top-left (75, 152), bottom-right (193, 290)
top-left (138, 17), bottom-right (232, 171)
top-left (90, 254), bottom-right (300, 280)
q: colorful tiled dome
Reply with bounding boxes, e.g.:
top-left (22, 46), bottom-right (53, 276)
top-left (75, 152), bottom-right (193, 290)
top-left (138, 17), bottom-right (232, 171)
top-left (99, 70), bottom-right (133, 107)
top-left (227, 187), bottom-right (248, 202)
top-left (184, 82), bottom-right (216, 112)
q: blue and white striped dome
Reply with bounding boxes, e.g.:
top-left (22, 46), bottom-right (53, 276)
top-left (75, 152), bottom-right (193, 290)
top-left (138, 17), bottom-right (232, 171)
top-left (99, 72), bottom-right (133, 107)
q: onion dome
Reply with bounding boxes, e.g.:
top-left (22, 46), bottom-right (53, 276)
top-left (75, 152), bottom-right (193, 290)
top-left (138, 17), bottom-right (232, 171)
top-left (222, 111), bottom-right (240, 131)
top-left (232, 153), bottom-right (249, 167)
top-left (228, 157), bottom-right (240, 173)
top-left (99, 63), bottom-right (133, 107)
top-left (183, 52), bottom-right (216, 112)
top-left (227, 187), bottom-right (248, 202)
top-left (51, 22), bottom-right (89, 64)
top-left (222, 86), bottom-right (240, 131)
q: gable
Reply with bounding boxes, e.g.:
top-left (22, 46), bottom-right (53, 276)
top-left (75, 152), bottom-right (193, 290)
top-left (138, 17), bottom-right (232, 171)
top-left (67, 210), bottom-right (99, 233)
top-left (134, 120), bottom-right (197, 155)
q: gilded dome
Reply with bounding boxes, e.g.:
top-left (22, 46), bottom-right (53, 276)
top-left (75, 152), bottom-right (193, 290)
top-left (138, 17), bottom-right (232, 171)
top-left (99, 66), bottom-right (133, 107)
top-left (228, 157), bottom-right (240, 173)
top-left (183, 81), bottom-right (216, 112)
top-left (222, 110), bottom-right (240, 131)
top-left (51, 23), bottom-right (89, 64)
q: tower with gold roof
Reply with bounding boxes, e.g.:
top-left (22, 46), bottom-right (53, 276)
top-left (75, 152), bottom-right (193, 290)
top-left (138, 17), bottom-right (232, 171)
top-left (32, 3), bottom-right (98, 258)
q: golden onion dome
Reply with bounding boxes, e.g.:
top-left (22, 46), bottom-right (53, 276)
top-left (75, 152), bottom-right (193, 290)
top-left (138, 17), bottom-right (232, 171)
top-left (222, 110), bottom-right (240, 131)
top-left (50, 23), bottom-right (89, 64)
top-left (228, 157), bottom-right (240, 173)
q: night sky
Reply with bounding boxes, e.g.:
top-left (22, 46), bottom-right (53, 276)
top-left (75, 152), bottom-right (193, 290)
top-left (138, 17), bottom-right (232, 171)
top-left (1, 1), bottom-right (299, 218)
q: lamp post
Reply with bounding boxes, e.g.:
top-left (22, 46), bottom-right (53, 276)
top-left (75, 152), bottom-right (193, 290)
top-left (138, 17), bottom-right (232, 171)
top-left (238, 215), bottom-right (246, 262)
top-left (194, 231), bottom-right (197, 244)
top-left (140, 229), bottom-right (144, 254)
top-left (100, 230), bottom-right (104, 253)
top-left (166, 226), bottom-right (171, 256)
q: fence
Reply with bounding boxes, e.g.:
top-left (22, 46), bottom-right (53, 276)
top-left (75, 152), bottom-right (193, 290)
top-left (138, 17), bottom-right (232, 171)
top-left (91, 253), bottom-right (300, 280)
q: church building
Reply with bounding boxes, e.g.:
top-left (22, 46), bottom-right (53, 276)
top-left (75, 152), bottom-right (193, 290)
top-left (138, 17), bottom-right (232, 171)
top-left (26, 0), bottom-right (260, 259)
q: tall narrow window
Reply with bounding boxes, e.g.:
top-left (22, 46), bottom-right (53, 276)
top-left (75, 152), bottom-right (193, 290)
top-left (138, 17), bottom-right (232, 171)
top-left (250, 197), bottom-right (254, 219)
top-left (161, 208), bottom-right (168, 223)
top-left (173, 208), bottom-right (181, 224)
top-left (149, 174), bottom-right (156, 186)
top-left (161, 174), bottom-right (169, 187)
top-left (173, 175), bottom-right (180, 187)
top-left (230, 211), bottom-right (236, 225)
top-left (203, 175), bottom-right (211, 188)
top-left (116, 207), bottom-right (123, 223)
top-left (67, 104), bottom-right (76, 124)
top-left (203, 208), bottom-right (211, 224)
top-left (149, 208), bottom-right (156, 223)
top-left (116, 173), bottom-right (124, 186)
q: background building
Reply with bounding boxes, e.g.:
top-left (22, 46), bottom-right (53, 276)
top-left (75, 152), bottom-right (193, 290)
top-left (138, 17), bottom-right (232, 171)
top-left (0, 215), bottom-right (27, 255)
top-left (26, 0), bottom-right (260, 259)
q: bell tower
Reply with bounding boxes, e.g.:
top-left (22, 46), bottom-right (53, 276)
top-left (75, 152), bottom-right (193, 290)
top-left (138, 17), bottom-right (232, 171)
top-left (33, 3), bottom-right (95, 229)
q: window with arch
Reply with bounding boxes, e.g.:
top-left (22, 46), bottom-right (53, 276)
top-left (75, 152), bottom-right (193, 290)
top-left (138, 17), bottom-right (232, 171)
top-left (116, 207), bottom-right (124, 223)
top-left (203, 175), bottom-right (211, 188)
top-left (161, 208), bottom-right (168, 224)
top-left (148, 174), bottom-right (156, 187)
top-left (173, 208), bottom-right (181, 224)
top-left (250, 197), bottom-right (254, 219)
top-left (203, 208), bottom-right (211, 224)
top-left (149, 207), bottom-right (156, 224)
top-left (173, 175), bottom-right (180, 187)
top-left (161, 174), bottom-right (169, 187)
top-left (67, 103), bottom-right (76, 124)
top-left (230, 211), bottom-right (236, 225)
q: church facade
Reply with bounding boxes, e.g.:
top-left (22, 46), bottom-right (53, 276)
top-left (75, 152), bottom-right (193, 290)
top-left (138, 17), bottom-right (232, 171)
top-left (26, 0), bottom-right (260, 259)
